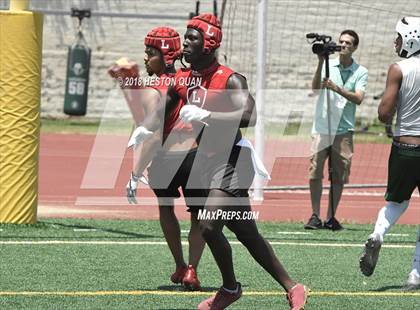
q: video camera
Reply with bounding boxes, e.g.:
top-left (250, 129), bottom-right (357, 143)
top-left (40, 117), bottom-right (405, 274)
top-left (306, 33), bottom-right (342, 56)
top-left (71, 8), bottom-right (91, 22)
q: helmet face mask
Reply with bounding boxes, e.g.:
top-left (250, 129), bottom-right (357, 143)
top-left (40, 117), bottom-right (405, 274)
top-left (395, 17), bottom-right (420, 58)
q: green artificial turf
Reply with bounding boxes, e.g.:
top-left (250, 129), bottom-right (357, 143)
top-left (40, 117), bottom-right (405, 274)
top-left (0, 219), bottom-right (418, 309)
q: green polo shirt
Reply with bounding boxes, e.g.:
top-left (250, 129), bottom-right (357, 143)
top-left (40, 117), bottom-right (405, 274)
top-left (312, 58), bottom-right (368, 135)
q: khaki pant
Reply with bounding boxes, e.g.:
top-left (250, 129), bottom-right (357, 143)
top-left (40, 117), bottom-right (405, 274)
top-left (309, 132), bottom-right (353, 183)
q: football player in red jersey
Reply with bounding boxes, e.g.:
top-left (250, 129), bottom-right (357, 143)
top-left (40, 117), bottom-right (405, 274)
top-left (131, 14), bottom-right (308, 310)
top-left (109, 27), bottom-right (205, 291)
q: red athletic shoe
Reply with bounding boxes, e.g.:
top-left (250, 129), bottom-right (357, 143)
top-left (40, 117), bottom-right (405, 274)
top-left (287, 283), bottom-right (308, 310)
top-left (197, 283), bottom-right (242, 310)
top-left (170, 266), bottom-right (188, 284)
top-left (182, 265), bottom-right (201, 291)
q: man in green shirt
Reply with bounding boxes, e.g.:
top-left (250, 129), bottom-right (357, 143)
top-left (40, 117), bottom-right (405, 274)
top-left (304, 30), bottom-right (368, 231)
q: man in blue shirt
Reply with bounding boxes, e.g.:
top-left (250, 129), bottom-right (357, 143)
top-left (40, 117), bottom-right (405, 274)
top-left (304, 30), bottom-right (368, 231)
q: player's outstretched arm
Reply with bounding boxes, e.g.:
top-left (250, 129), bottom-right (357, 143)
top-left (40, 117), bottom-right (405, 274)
top-left (141, 84), bottom-right (180, 131)
top-left (126, 86), bottom-right (173, 203)
top-left (133, 128), bottom-right (162, 175)
top-left (128, 84), bottom-right (180, 147)
top-left (378, 64), bottom-right (402, 123)
top-left (108, 58), bottom-right (145, 123)
top-left (126, 128), bottom-right (162, 204)
top-left (127, 87), bottom-right (162, 148)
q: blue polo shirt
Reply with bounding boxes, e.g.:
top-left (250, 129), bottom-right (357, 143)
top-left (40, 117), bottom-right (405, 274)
top-left (312, 58), bottom-right (368, 135)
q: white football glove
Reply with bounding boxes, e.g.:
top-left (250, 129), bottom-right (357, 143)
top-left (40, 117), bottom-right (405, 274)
top-left (179, 105), bottom-right (211, 124)
top-left (127, 126), bottom-right (153, 148)
top-left (126, 172), bottom-right (149, 205)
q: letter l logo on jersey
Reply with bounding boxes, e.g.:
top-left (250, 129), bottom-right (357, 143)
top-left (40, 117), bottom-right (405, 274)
top-left (187, 85), bottom-right (207, 108)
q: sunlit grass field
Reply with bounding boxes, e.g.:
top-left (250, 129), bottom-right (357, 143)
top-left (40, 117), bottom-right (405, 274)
top-left (0, 219), bottom-right (418, 309)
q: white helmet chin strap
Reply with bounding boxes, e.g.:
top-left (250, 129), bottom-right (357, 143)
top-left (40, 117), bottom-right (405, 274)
top-left (396, 17), bottom-right (420, 58)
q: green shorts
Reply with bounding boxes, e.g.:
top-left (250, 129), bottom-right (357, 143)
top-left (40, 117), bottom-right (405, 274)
top-left (384, 142), bottom-right (420, 202)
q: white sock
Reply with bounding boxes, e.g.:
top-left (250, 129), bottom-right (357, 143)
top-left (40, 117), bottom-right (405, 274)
top-left (372, 200), bottom-right (409, 241)
top-left (410, 225), bottom-right (420, 277)
top-left (223, 284), bottom-right (239, 294)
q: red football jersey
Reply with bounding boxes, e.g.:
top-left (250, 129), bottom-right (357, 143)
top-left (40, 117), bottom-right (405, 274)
top-left (148, 73), bottom-right (192, 139)
top-left (173, 61), bottom-right (245, 155)
top-left (173, 61), bottom-right (236, 112)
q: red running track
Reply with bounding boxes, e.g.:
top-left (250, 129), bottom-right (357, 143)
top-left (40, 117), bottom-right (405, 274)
top-left (38, 133), bottom-right (419, 224)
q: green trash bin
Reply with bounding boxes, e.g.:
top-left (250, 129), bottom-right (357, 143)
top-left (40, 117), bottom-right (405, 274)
top-left (64, 41), bottom-right (91, 116)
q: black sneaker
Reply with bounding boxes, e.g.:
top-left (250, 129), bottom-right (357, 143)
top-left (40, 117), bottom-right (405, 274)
top-left (304, 214), bottom-right (323, 229)
top-left (324, 217), bottom-right (344, 231)
top-left (359, 233), bottom-right (382, 277)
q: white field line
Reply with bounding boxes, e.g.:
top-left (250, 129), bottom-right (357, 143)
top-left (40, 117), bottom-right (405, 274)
top-left (0, 289), bottom-right (419, 297)
top-left (183, 230), bottom-right (314, 235)
top-left (277, 231), bottom-right (313, 235)
top-left (0, 240), bottom-right (414, 248)
top-left (265, 190), bottom-right (420, 197)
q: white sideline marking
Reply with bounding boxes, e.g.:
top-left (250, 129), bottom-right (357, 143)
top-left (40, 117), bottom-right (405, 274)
top-left (272, 190), bottom-right (420, 198)
top-left (73, 229), bottom-right (97, 232)
top-left (75, 197), bottom-right (158, 206)
top-left (0, 240), bottom-right (414, 248)
top-left (0, 289), bottom-right (419, 297)
top-left (277, 231), bottom-right (312, 235)
top-left (387, 233), bottom-right (410, 237)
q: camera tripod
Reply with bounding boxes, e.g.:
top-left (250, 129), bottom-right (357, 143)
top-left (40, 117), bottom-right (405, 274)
top-left (322, 52), bottom-right (338, 222)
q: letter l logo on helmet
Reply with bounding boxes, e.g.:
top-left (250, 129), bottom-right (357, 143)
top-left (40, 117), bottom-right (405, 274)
top-left (161, 40), bottom-right (169, 49)
top-left (206, 25), bottom-right (214, 36)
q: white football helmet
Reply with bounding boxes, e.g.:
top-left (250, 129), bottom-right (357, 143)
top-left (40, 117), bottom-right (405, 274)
top-left (396, 17), bottom-right (420, 58)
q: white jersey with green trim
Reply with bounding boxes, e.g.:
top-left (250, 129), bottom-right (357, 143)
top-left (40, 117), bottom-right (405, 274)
top-left (395, 55), bottom-right (420, 137)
